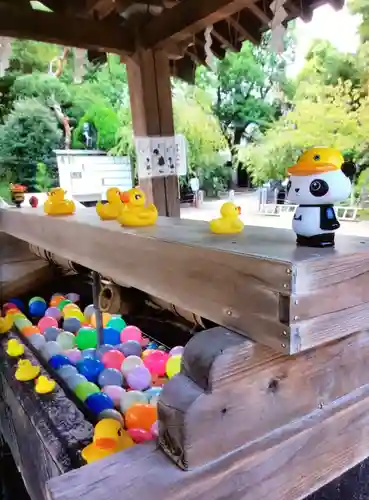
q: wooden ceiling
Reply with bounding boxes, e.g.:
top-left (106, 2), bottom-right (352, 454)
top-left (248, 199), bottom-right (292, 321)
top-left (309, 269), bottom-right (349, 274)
top-left (0, 0), bottom-right (344, 80)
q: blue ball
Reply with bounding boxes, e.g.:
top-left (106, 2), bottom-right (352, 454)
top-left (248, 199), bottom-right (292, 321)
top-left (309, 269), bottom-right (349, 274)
top-left (44, 326), bottom-right (61, 342)
top-left (85, 392), bottom-right (114, 415)
top-left (29, 301), bottom-right (47, 317)
top-left (118, 340), bottom-right (142, 358)
top-left (63, 317), bottom-right (81, 334)
top-left (8, 298), bottom-right (24, 311)
top-left (77, 358), bottom-right (104, 383)
top-left (98, 368), bottom-right (123, 388)
top-left (102, 327), bottom-right (120, 346)
top-left (81, 348), bottom-right (97, 360)
top-left (147, 341), bottom-right (159, 350)
top-left (57, 365), bottom-right (78, 380)
top-left (49, 354), bottom-right (73, 370)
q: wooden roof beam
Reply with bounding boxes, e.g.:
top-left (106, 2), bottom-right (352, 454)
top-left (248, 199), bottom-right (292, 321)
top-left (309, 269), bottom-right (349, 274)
top-left (212, 22), bottom-right (241, 51)
top-left (246, 3), bottom-right (270, 25)
top-left (0, 4), bottom-right (135, 54)
top-left (227, 15), bottom-right (258, 43)
top-left (140, 0), bottom-right (255, 48)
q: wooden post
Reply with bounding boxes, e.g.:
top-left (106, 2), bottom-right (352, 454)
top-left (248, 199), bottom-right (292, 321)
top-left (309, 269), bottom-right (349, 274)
top-left (126, 49), bottom-right (180, 217)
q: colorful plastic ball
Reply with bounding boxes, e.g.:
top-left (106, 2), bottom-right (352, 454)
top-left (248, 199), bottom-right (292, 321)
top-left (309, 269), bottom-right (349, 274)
top-left (102, 350), bottom-right (125, 370)
top-left (91, 312), bottom-right (111, 329)
top-left (85, 392), bottom-right (114, 415)
top-left (57, 299), bottom-right (72, 311)
top-left (169, 346), bottom-right (184, 357)
top-left (62, 304), bottom-right (80, 317)
top-left (45, 307), bottom-right (62, 320)
top-left (147, 341), bottom-right (159, 350)
top-left (98, 368), bottom-right (123, 388)
top-left (120, 390), bottom-right (148, 413)
top-left (83, 305), bottom-right (96, 321)
top-left (40, 341), bottom-right (63, 360)
top-left (120, 325), bottom-right (142, 344)
top-left (29, 296), bottom-right (46, 305)
top-left (74, 381), bottom-right (100, 401)
top-left (145, 387), bottom-right (162, 404)
top-left (102, 385), bottom-right (126, 407)
top-left (97, 409), bottom-right (124, 425)
top-left (22, 325), bottom-right (41, 337)
top-left (166, 354), bottom-right (182, 378)
top-left (15, 319), bottom-right (32, 330)
top-left (125, 404), bottom-right (157, 431)
top-left (57, 365), bottom-right (78, 380)
top-left (107, 316), bottom-right (126, 332)
top-left (151, 421), bottom-right (159, 437)
top-left (50, 295), bottom-right (65, 307)
top-left (66, 293), bottom-right (80, 303)
top-left (82, 348), bottom-right (97, 360)
top-left (28, 333), bottom-right (46, 350)
top-left (56, 331), bottom-right (76, 350)
top-left (102, 327), bottom-right (120, 346)
top-left (119, 341), bottom-right (142, 358)
top-left (121, 355), bottom-right (143, 376)
top-left (141, 337), bottom-right (150, 347)
top-left (96, 344), bottom-right (114, 360)
top-left (143, 351), bottom-right (169, 377)
top-left (142, 349), bottom-right (154, 359)
top-left (38, 316), bottom-right (58, 334)
top-left (7, 298), bottom-right (24, 311)
top-left (44, 326), bottom-right (61, 342)
top-left (66, 374), bottom-right (87, 390)
top-left (77, 358), bottom-right (104, 382)
top-left (76, 327), bottom-right (97, 350)
top-left (3, 303), bottom-right (17, 314)
top-left (126, 366), bottom-right (152, 391)
top-left (62, 317), bottom-right (81, 334)
top-left (49, 354), bottom-right (72, 370)
top-left (29, 301), bottom-right (47, 317)
top-left (127, 428), bottom-right (154, 444)
top-left (64, 349), bottom-right (82, 364)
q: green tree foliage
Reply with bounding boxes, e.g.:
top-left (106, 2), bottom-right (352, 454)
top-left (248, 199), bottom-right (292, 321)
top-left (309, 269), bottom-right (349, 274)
top-left (349, 0), bottom-right (369, 42)
top-left (9, 40), bottom-right (60, 74)
top-left (73, 103), bottom-right (120, 151)
top-left (240, 82), bottom-right (369, 184)
top-left (34, 162), bottom-right (54, 192)
top-left (11, 73), bottom-right (71, 105)
top-left (0, 99), bottom-right (62, 188)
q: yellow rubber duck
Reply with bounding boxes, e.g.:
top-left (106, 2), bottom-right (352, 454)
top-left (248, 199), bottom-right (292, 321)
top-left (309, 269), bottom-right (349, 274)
top-left (96, 187), bottom-right (122, 220)
top-left (6, 339), bottom-right (24, 357)
top-left (209, 202), bottom-right (244, 235)
top-left (118, 187), bottom-right (158, 227)
top-left (15, 359), bottom-right (40, 381)
top-left (81, 418), bottom-right (134, 464)
top-left (44, 188), bottom-right (76, 216)
top-left (35, 375), bottom-right (56, 394)
top-left (0, 314), bottom-right (13, 334)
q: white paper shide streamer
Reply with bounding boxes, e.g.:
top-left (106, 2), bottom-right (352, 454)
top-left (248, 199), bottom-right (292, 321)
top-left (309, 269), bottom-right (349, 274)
top-left (269, 0), bottom-right (287, 54)
top-left (0, 37), bottom-right (12, 77)
top-left (74, 48), bottom-right (87, 84)
top-left (204, 25), bottom-right (217, 72)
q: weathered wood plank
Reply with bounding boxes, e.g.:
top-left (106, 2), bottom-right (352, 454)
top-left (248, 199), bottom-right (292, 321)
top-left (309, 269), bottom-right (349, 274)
top-left (159, 327), bottom-right (369, 469)
top-left (47, 383), bottom-right (369, 500)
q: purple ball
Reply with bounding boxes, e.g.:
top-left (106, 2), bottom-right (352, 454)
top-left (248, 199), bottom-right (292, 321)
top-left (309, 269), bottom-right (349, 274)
top-left (119, 341), bottom-right (142, 358)
top-left (45, 307), bottom-right (61, 320)
top-left (63, 317), bottom-right (81, 334)
top-left (44, 326), bottom-right (61, 342)
top-left (98, 368), bottom-right (123, 388)
top-left (77, 358), bottom-right (104, 383)
top-left (85, 392), bottom-right (114, 415)
top-left (169, 346), bottom-right (184, 357)
top-left (126, 366), bottom-right (152, 390)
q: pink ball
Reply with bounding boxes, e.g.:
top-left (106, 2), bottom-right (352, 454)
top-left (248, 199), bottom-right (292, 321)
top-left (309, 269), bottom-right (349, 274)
top-left (45, 307), bottom-right (61, 320)
top-left (141, 337), bottom-right (150, 347)
top-left (38, 316), bottom-right (58, 333)
top-left (120, 325), bottom-right (142, 344)
top-left (102, 385), bottom-right (126, 407)
top-left (64, 348), bottom-right (82, 364)
top-left (127, 428), bottom-right (154, 443)
top-left (151, 421), bottom-right (159, 437)
top-left (102, 349), bottom-right (125, 370)
top-left (143, 350), bottom-right (169, 377)
top-left (126, 366), bottom-right (152, 390)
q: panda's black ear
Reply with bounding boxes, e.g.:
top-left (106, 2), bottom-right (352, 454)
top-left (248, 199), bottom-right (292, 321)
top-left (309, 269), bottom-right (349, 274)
top-left (341, 161), bottom-right (357, 180)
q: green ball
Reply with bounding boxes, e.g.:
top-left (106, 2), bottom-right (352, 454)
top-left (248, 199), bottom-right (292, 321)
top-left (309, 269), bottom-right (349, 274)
top-left (74, 381), bottom-right (100, 401)
top-left (106, 317), bottom-right (126, 332)
top-left (57, 299), bottom-right (72, 311)
top-left (29, 296), bottom-right (46, 305)
top-left (76, 327), bottom-right (97, 350)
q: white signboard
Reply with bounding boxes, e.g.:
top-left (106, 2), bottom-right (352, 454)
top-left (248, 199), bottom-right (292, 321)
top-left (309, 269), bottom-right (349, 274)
top-left (136, 134), bottom-right (187, 179)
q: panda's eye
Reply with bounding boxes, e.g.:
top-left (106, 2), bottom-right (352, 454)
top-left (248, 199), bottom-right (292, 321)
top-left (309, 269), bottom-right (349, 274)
top-left (309, 179), bottom-right (329, 197)
top-left (313, 155), bottom-right (320, 161)
top-left (311, 180), bottom-right (321, 191)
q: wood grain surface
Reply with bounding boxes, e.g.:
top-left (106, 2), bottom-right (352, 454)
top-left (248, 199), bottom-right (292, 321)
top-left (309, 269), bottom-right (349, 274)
top-left (47, 383), bottom-right (369, 500)
top-left (159, 327), bottom-right (369, 469)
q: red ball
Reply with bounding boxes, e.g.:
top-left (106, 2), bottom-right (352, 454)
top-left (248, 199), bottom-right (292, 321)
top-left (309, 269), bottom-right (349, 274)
top-left (143, 350), bottom-right (169, 377)
top-left (3, 303), bottom-right (17, 314)
top-left (101, 349), bottom-right (125, 370)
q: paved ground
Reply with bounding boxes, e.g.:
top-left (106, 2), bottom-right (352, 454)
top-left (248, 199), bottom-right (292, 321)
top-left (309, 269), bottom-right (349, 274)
top-left (181, 191), bottom-right (369, 237)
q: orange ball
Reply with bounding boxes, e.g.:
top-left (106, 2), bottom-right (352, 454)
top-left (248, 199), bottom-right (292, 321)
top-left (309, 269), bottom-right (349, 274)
top-left (125, 404), bottom-right (157, 431)
top-left (62, 304), bottom-right (80, 315)
top-left (90, 312), bottom-right (111, 328)
top-left (50, 295), bottom-right (65, 307)
top-left (22, 325), bottom-right (41, 337)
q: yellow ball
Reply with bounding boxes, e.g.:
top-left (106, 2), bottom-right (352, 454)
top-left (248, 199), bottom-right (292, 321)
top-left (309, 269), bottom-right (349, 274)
top-left (62, 303), bottom-right (80, 315)
top-left (64, 310), bottom-right (85, 322)
top-left (166, 355), bottom-right (182, 378)
top-left (90, 312), bottom-right (111, 328)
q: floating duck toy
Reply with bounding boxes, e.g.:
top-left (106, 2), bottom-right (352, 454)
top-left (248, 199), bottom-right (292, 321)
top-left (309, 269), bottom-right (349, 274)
top-left (118, 187), bottom-right (158, 227)
top-left (44, 188), bottom-right (76, 216)
top-left (35, 375), bottom-right (56, 394)
top-left (6, 339), bottom-right (24, 357)
top-left (287, 147), bottom-right (356, 248)
top-left (209, 202), bottom-right (244, 235)
top-left (0, 314), bottom-right (13, 334)
top-left (81, 418), bottom-right (134, 464)
top-left (15, 359), bottom-right (40, 381)
top-left (96, 187), bottom-right (122, 221)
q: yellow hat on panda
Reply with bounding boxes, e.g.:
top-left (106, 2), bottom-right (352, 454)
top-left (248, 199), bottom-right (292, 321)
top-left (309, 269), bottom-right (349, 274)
top-left (288, 147), bottom-right (344, 176)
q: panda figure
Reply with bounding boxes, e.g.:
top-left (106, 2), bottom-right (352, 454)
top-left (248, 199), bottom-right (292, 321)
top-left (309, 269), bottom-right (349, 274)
top-left (286, 147), bottom-right (356, 248)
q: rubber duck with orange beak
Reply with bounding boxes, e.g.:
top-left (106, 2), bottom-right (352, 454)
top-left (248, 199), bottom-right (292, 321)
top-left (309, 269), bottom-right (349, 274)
top-left (118, 187), bottom-right (158, 227)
